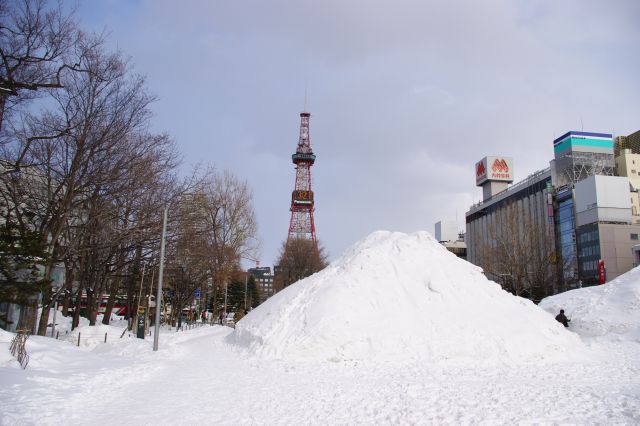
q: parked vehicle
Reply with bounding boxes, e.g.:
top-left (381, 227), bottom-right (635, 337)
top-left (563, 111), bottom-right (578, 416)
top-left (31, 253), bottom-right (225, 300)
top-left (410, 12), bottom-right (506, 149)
top-left (224, 312), bottom-right (235, 325)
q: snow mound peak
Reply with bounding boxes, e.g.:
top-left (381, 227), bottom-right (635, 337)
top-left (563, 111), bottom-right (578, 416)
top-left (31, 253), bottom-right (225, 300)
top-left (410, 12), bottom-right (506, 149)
top-left (230, 231), bottom-right (582, 363)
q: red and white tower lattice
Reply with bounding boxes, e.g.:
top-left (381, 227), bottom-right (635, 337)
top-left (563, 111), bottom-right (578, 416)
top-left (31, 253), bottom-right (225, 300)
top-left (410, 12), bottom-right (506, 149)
top-left (285, 112), bottom-right (318, 253)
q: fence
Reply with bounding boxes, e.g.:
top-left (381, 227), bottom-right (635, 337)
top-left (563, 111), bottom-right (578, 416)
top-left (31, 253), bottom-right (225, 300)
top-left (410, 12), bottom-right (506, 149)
top-left (9, 329), bottom-right (30, 369)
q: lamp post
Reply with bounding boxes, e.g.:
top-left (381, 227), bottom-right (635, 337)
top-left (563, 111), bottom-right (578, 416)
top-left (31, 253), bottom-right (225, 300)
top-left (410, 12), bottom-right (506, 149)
top-left (153, 206), bottom-right (168, 352)
top-left (244, 273), bottom-right (248, 311)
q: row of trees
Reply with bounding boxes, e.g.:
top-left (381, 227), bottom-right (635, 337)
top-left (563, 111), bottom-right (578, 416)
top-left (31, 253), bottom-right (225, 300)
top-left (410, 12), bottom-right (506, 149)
top-left (0, 0), bottom-right (260, 334)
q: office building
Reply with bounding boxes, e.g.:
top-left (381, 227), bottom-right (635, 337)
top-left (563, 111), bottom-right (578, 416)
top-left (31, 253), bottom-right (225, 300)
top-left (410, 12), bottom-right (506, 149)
top-left (614, 129), bottom-right (640, 157)
top-left (248, 266), bottom-right (275, 300)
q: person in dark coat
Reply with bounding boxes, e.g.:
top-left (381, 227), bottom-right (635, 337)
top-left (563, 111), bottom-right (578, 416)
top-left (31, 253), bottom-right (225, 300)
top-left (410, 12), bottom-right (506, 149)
top-left (555, 309), bottom-right (570, 327)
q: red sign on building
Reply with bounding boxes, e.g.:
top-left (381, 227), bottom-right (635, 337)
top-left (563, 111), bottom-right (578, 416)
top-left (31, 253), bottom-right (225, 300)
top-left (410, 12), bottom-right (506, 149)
top-left (475, 156), bottom-right (514, 186)
top-left (598, 259), bottom-right (606, 284)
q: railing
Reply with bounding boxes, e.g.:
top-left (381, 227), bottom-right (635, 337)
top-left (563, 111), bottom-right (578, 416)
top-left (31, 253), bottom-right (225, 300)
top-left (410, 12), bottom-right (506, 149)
top-left (9, 329), bottom-right (30, 369)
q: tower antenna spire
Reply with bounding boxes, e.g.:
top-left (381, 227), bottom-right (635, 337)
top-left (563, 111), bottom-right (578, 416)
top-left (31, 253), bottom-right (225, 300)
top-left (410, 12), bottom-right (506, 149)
top-left (303, 84), bottom-right (308, 113)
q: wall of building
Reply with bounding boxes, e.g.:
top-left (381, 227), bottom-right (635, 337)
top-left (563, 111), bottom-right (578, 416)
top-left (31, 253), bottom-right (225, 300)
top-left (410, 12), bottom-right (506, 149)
top-left (614, 149), bottom-right (640, 223)
top-left (598, 223), bottom-right (640, 282)
top-left (466, 169), bottom-right (553, 269)
top-left (435, 220), bottom-right (459, 242)
top-left (574, 175), bottom-right (632, 226)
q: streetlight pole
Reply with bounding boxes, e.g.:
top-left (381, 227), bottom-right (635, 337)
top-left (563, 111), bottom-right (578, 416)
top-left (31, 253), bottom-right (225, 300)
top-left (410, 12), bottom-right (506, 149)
top-left (244, 273), bottom-right (247, 311)
top-left (153, 206), bottom-right (168, 352)
top-left (223, 281), bottom-right (228, 316)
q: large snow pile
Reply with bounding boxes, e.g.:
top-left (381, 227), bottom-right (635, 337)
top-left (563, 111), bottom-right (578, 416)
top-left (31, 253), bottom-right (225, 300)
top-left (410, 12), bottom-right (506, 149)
top-left (539, 267), bottom-right (640, 342)
top-left (230, 231), bottom-right (583, 363)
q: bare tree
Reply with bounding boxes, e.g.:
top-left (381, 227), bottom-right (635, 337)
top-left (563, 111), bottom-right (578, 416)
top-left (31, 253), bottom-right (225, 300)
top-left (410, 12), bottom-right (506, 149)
top-left (201, 170), bottom-right (258, 313)
top-left (3, 36), bottom-right (158, 334)
top-left (477, 200), bottom-right (559, 301)
top-left (0, 0), bottom-right (84, 132)
top-left (274, 238), bottom-right (328, 291)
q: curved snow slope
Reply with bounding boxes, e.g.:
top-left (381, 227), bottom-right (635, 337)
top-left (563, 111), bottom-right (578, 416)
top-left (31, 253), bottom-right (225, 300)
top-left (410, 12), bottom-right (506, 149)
top-left (539, 267), bottom-right (640, 342)
top-left (230, 231), bottom-right (582, 363)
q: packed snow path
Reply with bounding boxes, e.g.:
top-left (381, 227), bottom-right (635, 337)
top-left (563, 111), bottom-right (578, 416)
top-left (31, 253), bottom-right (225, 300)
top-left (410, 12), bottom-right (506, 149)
top-left (1, 325), bottom-right (639, 425)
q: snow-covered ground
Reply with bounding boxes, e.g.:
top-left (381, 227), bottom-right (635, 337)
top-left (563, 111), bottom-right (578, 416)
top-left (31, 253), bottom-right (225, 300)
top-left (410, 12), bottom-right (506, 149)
top-left (1, 231), bottom-right (640, 425)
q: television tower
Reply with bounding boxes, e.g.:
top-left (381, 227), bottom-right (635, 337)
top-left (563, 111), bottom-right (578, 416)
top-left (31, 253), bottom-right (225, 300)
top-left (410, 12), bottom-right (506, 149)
top-left (285, 112), bottom-right (318, 253)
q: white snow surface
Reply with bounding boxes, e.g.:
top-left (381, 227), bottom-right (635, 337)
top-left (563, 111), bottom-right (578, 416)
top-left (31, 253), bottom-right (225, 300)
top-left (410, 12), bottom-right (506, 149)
top-left (231, 231), bottom-right (582, 363)
top-left (1, 231), bottom-right (640, 424)
top-left (540, 265), bottom-right (640, 342)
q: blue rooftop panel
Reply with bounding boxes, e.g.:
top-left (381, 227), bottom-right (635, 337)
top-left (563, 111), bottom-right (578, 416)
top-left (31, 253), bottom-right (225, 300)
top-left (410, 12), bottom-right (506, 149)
top-left (553, 131), bottom-right (613, 145)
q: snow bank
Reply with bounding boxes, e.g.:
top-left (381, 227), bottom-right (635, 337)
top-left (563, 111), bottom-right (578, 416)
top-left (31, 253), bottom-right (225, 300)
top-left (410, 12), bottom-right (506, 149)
top-left (0, 328), bottom-right (18, 367)
top-left (539, 267), bottom-right (640, 342)
top-left (230, 231), bottom-right (583, 363)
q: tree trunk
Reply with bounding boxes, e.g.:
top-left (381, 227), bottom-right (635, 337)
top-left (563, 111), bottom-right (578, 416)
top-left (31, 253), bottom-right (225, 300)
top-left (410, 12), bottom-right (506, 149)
top-left (71, 287), bottom-right (82, 330)
top-left (61, 265), bottom-right (74, 317)
top-left (37, 289), bottom-right (52, 336)
top-left (102, 287), bottom-right (118, 325)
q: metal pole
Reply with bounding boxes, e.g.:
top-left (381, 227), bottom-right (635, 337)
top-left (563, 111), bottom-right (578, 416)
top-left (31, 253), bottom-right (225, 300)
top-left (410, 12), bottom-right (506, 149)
top-left (51, 301), bottom-right (58, 337)
top-left (224, 281), bottom-right (228, 316)
top-left (153, 206), bottom-right (168, 352)
top-left (244, 273), bottom-right (247, 310)
top-left (135, 263), bottom-right (146, 331)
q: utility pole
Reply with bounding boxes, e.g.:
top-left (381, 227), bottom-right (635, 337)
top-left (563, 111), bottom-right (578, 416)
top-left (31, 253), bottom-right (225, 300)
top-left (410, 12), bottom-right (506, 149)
top-left (244, 273), bottom-right (248, 310)
top-left (224, 281), bottom-right (228, 316)
top-left (153, 206), bottom-right (168, 351)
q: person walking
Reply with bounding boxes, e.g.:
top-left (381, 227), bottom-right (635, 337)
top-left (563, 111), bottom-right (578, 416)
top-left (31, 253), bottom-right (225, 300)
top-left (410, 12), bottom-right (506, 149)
top-left (555, 309), bottom-right (570, 327)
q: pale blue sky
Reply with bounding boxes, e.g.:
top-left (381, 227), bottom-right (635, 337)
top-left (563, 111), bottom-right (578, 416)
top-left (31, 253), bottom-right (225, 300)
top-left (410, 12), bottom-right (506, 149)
top-left (73, 0), bottom-right (640, 267)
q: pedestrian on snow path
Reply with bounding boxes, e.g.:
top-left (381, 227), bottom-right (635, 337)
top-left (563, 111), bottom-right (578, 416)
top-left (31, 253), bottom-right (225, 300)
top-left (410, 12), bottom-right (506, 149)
top-left (555, 309), bottom-right (570, 327)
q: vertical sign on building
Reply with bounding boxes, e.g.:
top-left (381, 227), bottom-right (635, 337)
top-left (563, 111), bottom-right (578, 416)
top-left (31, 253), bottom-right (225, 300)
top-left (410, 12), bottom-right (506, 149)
top-left (546, 181), bottom-right (554, 223)
top-left (598, 260), bottom-right (606, 284)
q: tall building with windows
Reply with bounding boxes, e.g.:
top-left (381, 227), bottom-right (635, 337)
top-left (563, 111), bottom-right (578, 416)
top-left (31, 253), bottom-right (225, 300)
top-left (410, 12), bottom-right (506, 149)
top-left (549, 131), bottom-right (616, 286)
top-left (573, 175), bottom-right (640, 285)
top-left (248, 266), bottom-right (275, 300)
top-left (466, 166), bottom-right (555, 296)
top-left (614, 129), bottom-right (640, 157)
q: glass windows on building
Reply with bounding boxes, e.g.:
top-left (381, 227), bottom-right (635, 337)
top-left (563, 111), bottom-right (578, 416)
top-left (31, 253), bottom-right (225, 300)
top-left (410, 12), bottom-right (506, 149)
top-left (576, 223), bottom-right (601, 285)
top-left (556, 197), bottom-right (577, 284)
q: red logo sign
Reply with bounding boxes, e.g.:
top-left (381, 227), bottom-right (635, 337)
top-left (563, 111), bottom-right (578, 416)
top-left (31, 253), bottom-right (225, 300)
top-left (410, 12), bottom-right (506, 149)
top-left (491, 159), bottom-right (509, 173)
top-left (476, 161), bottom-right (486, 177)
top-left (598, 260), bottom-right (606, 284)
